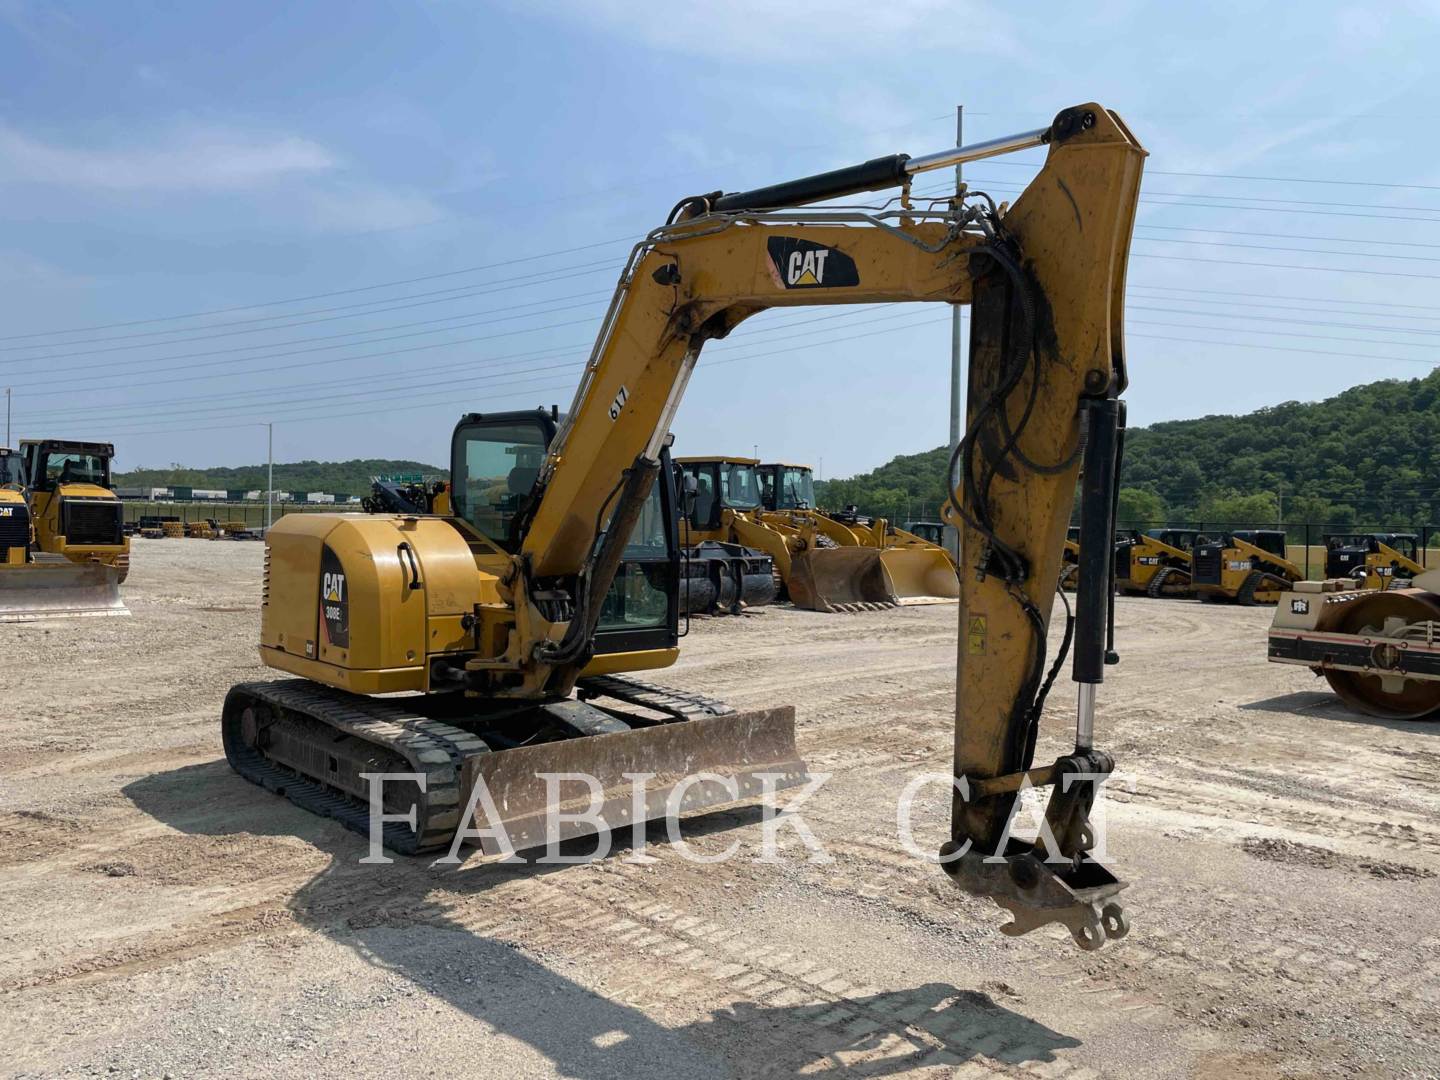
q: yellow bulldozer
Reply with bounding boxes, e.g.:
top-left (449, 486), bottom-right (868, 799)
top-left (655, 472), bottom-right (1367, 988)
top-left (675, 456), bottom-right (957, 612)
top-left (1191, 529), bottom-right (1301, 604)
top-left (1322, 532), bottom-right (1422, 590)
top-left (0, 440), bottom-right (129, 620)
top-left (222, 103), bottom-right (1145, 947)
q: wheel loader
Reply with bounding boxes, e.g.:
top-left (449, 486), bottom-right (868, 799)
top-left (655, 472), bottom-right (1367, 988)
top-left (677, 456), bottom-right (957, 611)
top-left (223, 103), bottom-right (1145, 948)
top-left (1322, 532), bottom-right (1422, 590)
top-left (1269, 569), bottom-right (1440, 719)
top-left (1191, 529), bottom-right (1300, 604)
top-left (1114, 528), bottom-right (1208, 598)
top-left (0, 441), bottom-right (129, 620)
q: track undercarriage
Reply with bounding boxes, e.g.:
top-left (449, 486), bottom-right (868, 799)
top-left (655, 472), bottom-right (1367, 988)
top-left (222, 675), bottom-right (805, 856)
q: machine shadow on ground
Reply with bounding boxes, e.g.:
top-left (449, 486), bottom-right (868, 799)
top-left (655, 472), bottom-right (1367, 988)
top-left (123, 760), bottom-right (1080, 1079)
top-left (1241, 691), bottom-right (1440, 735)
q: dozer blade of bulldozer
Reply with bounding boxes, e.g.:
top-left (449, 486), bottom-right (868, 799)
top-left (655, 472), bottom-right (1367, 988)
top-left (462, 706), bottom-right (806, 856)
top-left (0, 560), bottom-right (129, 622)
top-left (877, 547), bottom-right (960, 607)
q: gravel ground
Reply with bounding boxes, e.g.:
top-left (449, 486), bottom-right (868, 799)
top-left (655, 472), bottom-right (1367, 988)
top-left (1, 537), bottom-right (1437, 1079)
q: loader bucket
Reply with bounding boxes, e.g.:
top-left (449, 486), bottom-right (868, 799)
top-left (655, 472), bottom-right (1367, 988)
top-left (788, 547), bottom-right (899, 612)
top-left (458, 706), bottom-right (805, 855)
top-left (0, 560), bottom-right (129, 622)
top-left (878, 546), bottom-right (960, 606)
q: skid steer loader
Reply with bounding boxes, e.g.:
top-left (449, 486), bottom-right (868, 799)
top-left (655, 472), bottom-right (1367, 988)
top-left (1322, 532), bottom-right (1422, 590)
top-left (1114, 528), bottom-right (1206, 598)
top-left (0, 443), bottom-right (129, 621)
top-left (222, 103), bottom-right (1145, 948)
top-left (1192, 529), bottom-right (1300, 604)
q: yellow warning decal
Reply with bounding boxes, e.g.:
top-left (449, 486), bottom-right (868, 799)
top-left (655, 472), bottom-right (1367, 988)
top-left (967, 615), bottom-right (987, 654)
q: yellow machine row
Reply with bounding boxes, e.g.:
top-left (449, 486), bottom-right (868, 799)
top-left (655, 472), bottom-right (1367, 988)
top-left (676, 455), bottom-right (957, 611)
top-left (228, 103), bottom-right (1146, 947)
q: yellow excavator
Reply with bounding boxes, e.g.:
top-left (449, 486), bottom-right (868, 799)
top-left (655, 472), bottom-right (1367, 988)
top-left (0, 440), bottom-right (129, 620)
top-left (223, 104), bottom-right (1144, 947)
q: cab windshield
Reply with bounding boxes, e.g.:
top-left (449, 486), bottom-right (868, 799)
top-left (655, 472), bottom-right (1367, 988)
top-left (721, 463), bottom-right (761, 509)
top-left (44, 452), bottom-right (108, 487)
top-left (0, 454), bottom-right (21, 487)
top-left (775, 467), bottom-right (814, 509)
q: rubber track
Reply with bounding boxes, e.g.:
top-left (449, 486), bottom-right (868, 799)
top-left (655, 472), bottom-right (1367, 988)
top-left (222, 679), bottom-right (489, 856)
top-left (575, 674), bottom-right (736, 720)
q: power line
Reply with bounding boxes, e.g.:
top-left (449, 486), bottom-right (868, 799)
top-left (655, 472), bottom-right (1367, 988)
top-left (1126, 282), bottom-right (1440, 313)
top-left (962, 157), bottom-right (1440, 194)
top-left (1134, 223), bottom-right (1440, 251)
top-left (17, 303), bottom-right (926, 415)
top-left (1131, 252), bottom-right (1440, 281)
top-left (0, 236), bottom-right (639, 343)
top-left (1133, 235), bottom-right (1440, 264)
top-left (82, 312), bottom-right (958, 438)
top-left (1128, 330), bottom-right (1436, 367)
top-left (0, 259), bottom-right (625, 357)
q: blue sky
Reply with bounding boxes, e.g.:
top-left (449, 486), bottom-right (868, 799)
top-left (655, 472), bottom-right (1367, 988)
top-left (1, 1), bottom-right (1438, 477)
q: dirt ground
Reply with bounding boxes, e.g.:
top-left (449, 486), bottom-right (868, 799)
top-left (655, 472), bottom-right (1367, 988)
top-left (2, 539), bottom-right (1437, 1079)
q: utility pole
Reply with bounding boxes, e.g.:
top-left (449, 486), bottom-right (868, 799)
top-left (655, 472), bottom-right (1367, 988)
top-left (266, 422), bottom-right (274, 531)
top-left (4, 387), bottom-right (9, 446)
top-left (944, 104), bottom-right (964, 561)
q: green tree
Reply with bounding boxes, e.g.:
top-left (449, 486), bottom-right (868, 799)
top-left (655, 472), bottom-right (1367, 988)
top-left (1115, 487), bottom-right (1165, 526)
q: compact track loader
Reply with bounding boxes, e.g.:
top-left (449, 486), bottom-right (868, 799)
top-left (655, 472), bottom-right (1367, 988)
top-left (224, 104), bottom-right (1145, 948)
top-left (1322, 532), bottom-right (1422, 590)
top-left (1114, 528), bottom-right (1206, 598)
top-left (1192, 529), bottom-right (1300, 604)
top-left (0, 442), bottom-right (128, 621)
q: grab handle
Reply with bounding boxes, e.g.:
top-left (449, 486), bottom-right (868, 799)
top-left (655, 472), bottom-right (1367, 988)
top-left (397, 542), bottom-right (421, 590)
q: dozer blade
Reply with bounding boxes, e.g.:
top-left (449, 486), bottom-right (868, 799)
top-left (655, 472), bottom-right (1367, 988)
top-left (0, 560), bottom-right (128, 622)
top-left (877, 547), bottom-right (960, 607)
top-left (462, 706), bottom-right (805, 855)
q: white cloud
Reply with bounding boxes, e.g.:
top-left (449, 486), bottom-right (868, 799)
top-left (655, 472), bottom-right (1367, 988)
top-left (0, 124), bottom-right (337, 191)
top-left (517, 0), bottom-right (1027, 62)
top-left (303, 184), bottom-right (448, 234)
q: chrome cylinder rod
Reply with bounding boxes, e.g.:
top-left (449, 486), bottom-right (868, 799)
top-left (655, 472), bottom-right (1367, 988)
top-left (1076, 683), bottom-right (1097, 751)
top-left (905, 127), bottom-right (1050, 178)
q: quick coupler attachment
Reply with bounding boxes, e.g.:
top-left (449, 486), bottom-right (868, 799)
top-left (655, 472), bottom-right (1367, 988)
top-left (939, 749), bottom-right (1129, 950)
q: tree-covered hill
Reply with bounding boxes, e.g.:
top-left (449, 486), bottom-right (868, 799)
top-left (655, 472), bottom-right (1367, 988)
top-left (114, 459), bottom-right (444, 494)
top-left (818, 369), bottom-right (1440, 528)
